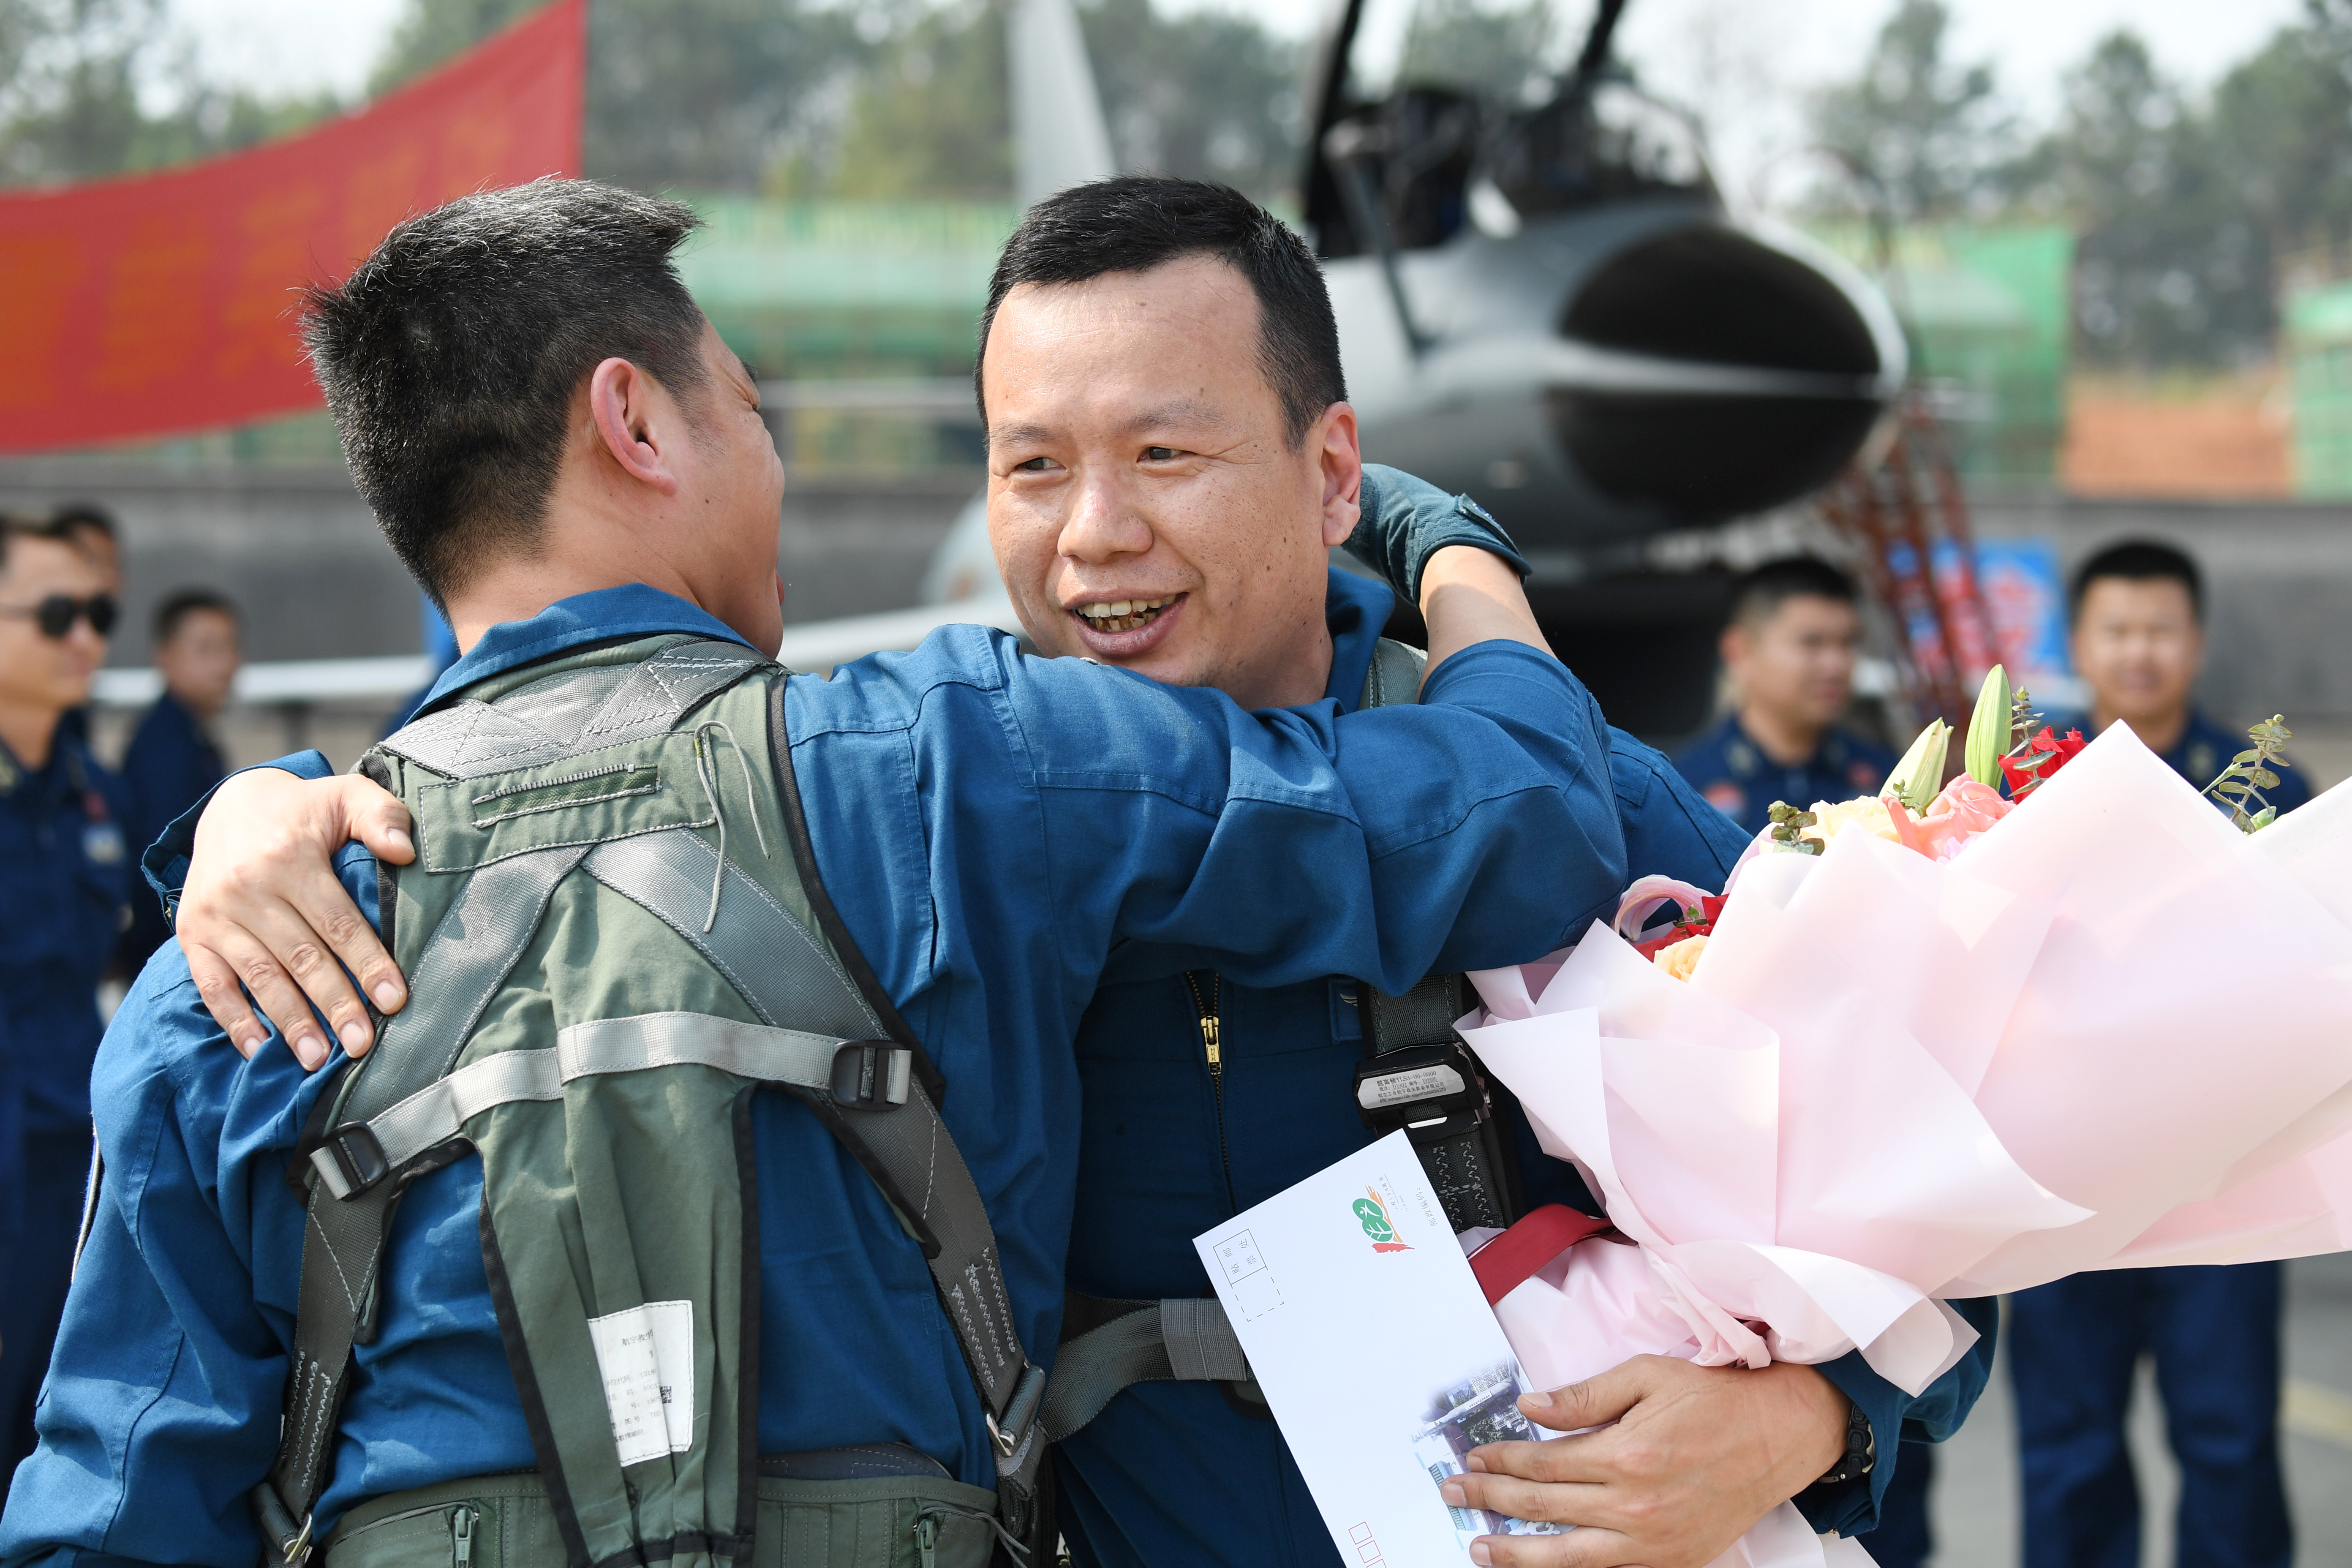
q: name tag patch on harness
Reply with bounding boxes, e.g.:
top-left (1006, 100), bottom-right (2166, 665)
top-left (587, 1298), bottom-right (696, 1466)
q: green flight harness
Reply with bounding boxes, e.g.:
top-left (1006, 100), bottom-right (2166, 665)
top-left (250, 636), bottom-right (1047, 1568)
top-left (1041, 637), bottom-right (1524, 1443)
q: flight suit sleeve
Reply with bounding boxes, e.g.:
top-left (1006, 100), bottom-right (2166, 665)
top-left (1797, 1297), bottom-right (2000, 1538)
top-left (1001, 637), bottom-right (1628, 999)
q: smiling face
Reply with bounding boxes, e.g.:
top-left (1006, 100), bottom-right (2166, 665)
top-left (980, 254), bottom-right (1361, 711)
top-left (2072, 575), bottom-right (2202, 734)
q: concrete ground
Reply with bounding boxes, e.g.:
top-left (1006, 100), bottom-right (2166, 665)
top-left (1923, 1252), bottom-right (2352, 1567)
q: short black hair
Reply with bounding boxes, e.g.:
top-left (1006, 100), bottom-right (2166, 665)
top-left (302, 178), bottom-right (710, 606)
top-left (1729, 555), bottom-right (1860, 628)
top-left (51, 501), bottom-right (117, 542)
top-left (2069, 539), bottom-right (2203, 624)
top-left (0, 512), bottom-right (74, 575)
top-left (977, 176), bottom-right (1347, 449)
top-left (154, 588), bottom-right (240, 645)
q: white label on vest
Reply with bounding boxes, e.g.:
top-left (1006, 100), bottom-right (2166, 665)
top-left (588, 1299), bottom-right (696, 1466)
top-left (1355, 1063), bottom-right (1465, 1111)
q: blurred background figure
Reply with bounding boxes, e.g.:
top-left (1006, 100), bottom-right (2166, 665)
top-left (2057, 540), bottom-right (2310, 809)
top-left (118, 589), bottom-right (240, 970)
top-left (2002, 539), bottom-right (2306, 1568)
top-left (46, 505), bottom-right (118, 751)
top-left (0, 515), bottom-right (130, 1490)
top-left (1671, 556), bottom-right (1893, 833)
top-left (49, 504), bottom-right (120, 596)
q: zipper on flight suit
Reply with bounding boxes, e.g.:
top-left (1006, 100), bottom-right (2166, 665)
top-left (1184, 971), bottom-right (1237, 1209)
top-left (451, 1505), bottom-right (476, 1568)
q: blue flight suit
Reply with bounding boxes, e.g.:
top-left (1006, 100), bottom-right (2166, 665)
top-left (1, 582), bottom-right (1631, 1566)
top-left (2003, 708), bottom-right (2310, 1568)
top-left (1055, 574), bottom-right (2000, 1568)
top-left (0, 730), bottom-right (131, 1490)
top-left (116, 691), bottom-right (226, 971)
top-left (1671, 713), bottom-right (1895, 836)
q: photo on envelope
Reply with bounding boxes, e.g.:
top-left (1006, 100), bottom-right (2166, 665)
top-left (1409, 1359), bottom-right (1573, 1548)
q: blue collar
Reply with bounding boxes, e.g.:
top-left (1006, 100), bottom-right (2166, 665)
top-left (1323, 566), bottom-right (1398, 712)
top-left (418, 570), bottom-right (1396, 716)
top-left (420, 585), bottom-right (758, 711)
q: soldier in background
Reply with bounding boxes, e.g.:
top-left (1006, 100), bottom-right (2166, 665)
top-left (0, 515), bottom-right (130, 1489)
top-left (2008, 538), bottom-right (2307, 1568)
top-left (119, 590), bottom-right (240, 969)
top-left (1672, 556), bottom-right (1895, 834)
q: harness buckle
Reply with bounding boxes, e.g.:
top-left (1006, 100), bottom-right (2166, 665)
top-left (1352, 1041), bottom-right (1482, 1133)
top-left (830, 1041), bottom-right (914, 1111)
top-left (309, 1123), bottom-right (391, 1200)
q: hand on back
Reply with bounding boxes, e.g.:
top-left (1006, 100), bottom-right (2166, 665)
top-left (180, 769), bottom-right (416, 1066)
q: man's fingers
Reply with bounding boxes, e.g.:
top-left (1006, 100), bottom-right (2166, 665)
top-left (1522, 1355), bottom-right (1666, 1435)
top-left (1444, 1469), bottom-right (1607, 1528)
top-left (343, 781), bottom-right (418, 867)
top-left (1465, 1526), bottom-right (1633, 1568)
top-left (184, 942), bottom-right (270, 1058)
top-left (199, 912), bottom-right (350, 1069)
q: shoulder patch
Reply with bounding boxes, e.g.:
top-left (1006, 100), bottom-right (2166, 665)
top-left (1703, 782), bottom-right (1747, 817)
top-left (1848, 759), bottom-right (1881, 790)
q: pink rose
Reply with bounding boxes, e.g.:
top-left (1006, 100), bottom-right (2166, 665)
top-left (1885, 778), bottom-right (2013, 862)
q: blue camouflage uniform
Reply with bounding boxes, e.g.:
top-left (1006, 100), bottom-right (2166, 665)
top-left (1055, 573), bottom-right (1999, 1568)
top-left (117, 691), bottom-right (226, 971)
top-left (0, 729), bottom-right (131, 1489)
top-left (2003, 708), bottom-right (2311, 1568)
top-left (1, 582), bottom-right (1631, 1566)
top-left (1670, 713), bottom-right (1896, 836)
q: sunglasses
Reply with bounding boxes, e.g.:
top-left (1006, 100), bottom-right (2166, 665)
top-left (0, 593), bottom-right (118, 640)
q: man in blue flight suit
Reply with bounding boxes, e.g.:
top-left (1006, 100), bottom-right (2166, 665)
top-left (102, 179), bottom-right (1991, 1568)
top-left (1674, 557), bottom-right (1895, 835)
top-left (0, 516), bottom-right (131, 1490)
top-left (119, 591), bottom-right (240, 969)
top-left (1, 178), bottom-right (1631, 1568)
top-left (2005, 539), bottom-right (2308, 1568)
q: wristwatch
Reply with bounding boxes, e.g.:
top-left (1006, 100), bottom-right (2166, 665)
top-left (1812, 1401), bottom-right (1876, 1487)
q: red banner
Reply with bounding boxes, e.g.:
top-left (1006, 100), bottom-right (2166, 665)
top-left (0, 0), bottom-right (585, 454)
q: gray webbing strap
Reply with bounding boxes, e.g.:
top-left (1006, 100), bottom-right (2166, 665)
top-left (383, 640), bottom-right (765, 780)
top-left (1040, 1298), bottom-right (1255, 1442)
top-left (584, 828), bottom-right (1043, 1448)
top-left (349, 1013), bottom-right (907, 1174)
top-left (263, 842), bottom-right (591, 1564)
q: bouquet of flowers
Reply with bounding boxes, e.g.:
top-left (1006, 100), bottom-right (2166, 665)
top-left (1454, 670), bottom-right (2352, 1568)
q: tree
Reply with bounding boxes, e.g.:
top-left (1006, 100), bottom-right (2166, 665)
top-left (1393, 0), bottom-right (1552, 106)
top-left (1081, 0), bottom-right (1301, 203)
top-left (0, 0), bottom-right (335, 188)
top-left (375, 0), bottom-right (868, 192)
top-left (1808, 0), bottom-right (2014, 222)
top-left (2009, 31), bottom-right (2270, 368)
top-left (824, 0), bottom-right (1008, 198)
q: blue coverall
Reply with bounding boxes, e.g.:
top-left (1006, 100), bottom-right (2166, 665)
top-left (1, 583), bottom-right (1631, 1565)
top-left (0, 730), bottom-right (130, 1490)
top-left (2004, 708), bottom-right (2313, 1568)
top-left (117, 691), bottom-right (225, 971)
top-left (1671, 712), bottom-right (1896, 836)
top-left (1057, 574), bottom-right (1998, 1568)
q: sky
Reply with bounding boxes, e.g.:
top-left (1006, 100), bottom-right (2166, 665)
top-left (165, 0), bottom-right (2311, 210)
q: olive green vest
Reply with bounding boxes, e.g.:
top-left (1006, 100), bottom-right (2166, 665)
top-left (253, 636), bottom-right (1044, 1568)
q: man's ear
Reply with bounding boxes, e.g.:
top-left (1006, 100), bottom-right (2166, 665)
top-left (1719, 622), bottom-right (1750, 674)
top-left (585, 356), bottom-right (683, 496)
top-left (1315, 401), bottom-right (1362, 548)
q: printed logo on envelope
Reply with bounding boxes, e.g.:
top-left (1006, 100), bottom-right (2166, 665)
top-left (1354, 1187), bottom-right (1412, 1253)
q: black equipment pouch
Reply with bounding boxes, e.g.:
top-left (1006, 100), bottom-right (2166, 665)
top-left (1352, 972), bottom-right (1522, 1233)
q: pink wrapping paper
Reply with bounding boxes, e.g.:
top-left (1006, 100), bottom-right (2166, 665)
top-left (1456, 724), bottom-right (2352, 1568)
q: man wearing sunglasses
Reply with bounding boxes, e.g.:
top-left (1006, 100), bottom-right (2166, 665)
top-left (0, 516), bottom-right (131, 1488)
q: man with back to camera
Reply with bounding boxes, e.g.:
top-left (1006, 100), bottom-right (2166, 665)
top-left (89, 180), bottom-right (1993, 1568)
top-left (1673, 556), bottom-right (1895, 834)
top-left (119, 590), bottom-right (240, 969)
top-left (0, 517), bottom-right (131, 1491)
top-left (2004, 539), bottom-right (2306, 1568)
top-left (0, 175), bottom-right (1628, 1568)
